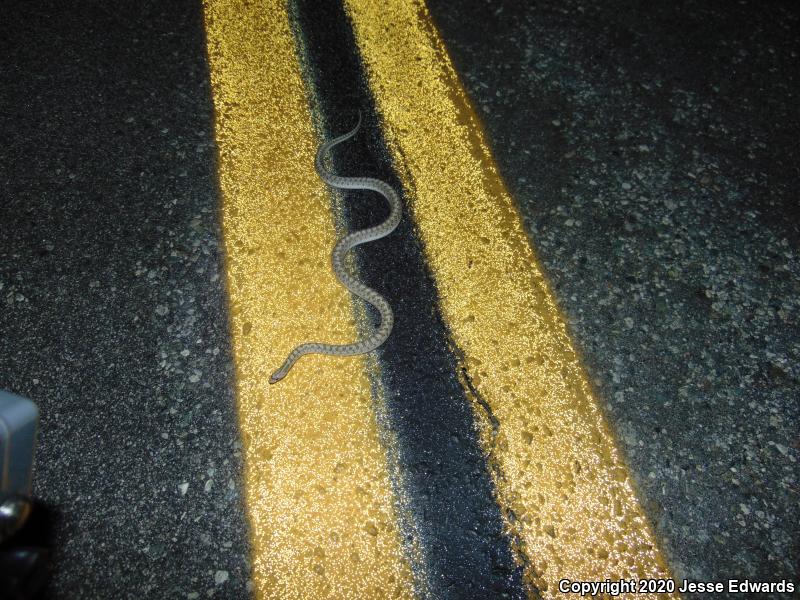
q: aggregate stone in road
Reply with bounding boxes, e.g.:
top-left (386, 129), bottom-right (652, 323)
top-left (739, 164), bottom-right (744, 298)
top-left (426, 0), bottom-right (800, 592)
top-left (2, 0), bottom-right (799, 597)
top-left (0, 1), bottom-right (251, 597)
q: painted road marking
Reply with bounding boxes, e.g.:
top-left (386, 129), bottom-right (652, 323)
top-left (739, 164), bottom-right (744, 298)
top-left (290, 0), bottom-right (526, 595)
top-left (344, 0), bottom-right (677, 596)
top-left (202, 1), bottom-right (415, 597)
top-left (204, 0), bottom-right (679, 596)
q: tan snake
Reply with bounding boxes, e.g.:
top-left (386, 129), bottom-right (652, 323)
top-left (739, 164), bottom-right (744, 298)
top-left (269, 114), bottom-right (402, 384)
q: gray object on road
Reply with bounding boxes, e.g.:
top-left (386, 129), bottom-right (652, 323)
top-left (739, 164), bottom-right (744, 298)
top-left (0, 390), bottom-right (39, 495)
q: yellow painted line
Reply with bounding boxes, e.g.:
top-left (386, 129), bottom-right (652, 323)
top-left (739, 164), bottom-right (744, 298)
top-left (201, 1), bottom-right (414, 597)
top-left (345, 0), bottom-right (677, 597)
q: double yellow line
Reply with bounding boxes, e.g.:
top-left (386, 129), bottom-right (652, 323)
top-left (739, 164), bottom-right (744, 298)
top-left (202, 0), bottom-right (676, 597)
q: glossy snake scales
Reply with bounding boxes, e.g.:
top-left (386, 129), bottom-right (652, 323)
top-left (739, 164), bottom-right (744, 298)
top-left (269, 114), bottom-right (401, 383)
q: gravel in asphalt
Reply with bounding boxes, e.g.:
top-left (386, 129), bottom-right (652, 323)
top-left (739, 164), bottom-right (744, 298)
top-left (1, 0), bottom-right (798, 597)
top-left (0, 1), bottom-right (251, 597)
top-left (426, 0), bottom-right (799, 592)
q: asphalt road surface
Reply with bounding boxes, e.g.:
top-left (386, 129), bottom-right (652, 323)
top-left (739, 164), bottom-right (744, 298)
top-left (1, 0), bottom-right (797, 598)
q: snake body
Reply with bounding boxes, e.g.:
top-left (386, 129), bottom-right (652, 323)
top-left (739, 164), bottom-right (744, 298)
top-left (269, 115), bottom-right (402, 384)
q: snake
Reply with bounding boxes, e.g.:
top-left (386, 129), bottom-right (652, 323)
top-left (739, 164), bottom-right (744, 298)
top-left (269, 114), bottom-right (402, 384)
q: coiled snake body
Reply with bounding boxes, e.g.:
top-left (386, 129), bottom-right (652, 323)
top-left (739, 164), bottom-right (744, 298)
top-left (269, 115), bottom-right (401, 384)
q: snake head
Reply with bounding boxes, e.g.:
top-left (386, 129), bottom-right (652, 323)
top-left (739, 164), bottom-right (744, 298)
top-left (269, 371), bottom-right (285, 384)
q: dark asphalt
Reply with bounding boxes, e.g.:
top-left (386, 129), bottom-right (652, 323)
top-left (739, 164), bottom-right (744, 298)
top-left (426, 0), bottom-right (800, 594)
top-left (1, 0), bottom-right (798, 598)
top-left (0, 1), bottom-right (251, 598)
